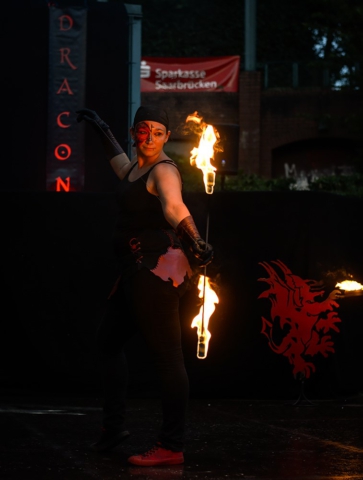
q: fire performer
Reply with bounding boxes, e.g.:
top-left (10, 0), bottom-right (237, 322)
top-left (76, 106), bottom-right (213, 466)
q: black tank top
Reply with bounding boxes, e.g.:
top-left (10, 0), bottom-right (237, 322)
top-left (111, 160), bottom-right (186, 274)
top-left (113, 160), bottom-right (176, 236)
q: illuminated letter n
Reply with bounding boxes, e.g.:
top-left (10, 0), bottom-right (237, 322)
top-left (56, 176), bottom-right (71, 192)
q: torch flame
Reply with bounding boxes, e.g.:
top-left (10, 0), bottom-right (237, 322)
top-left (187, 112), bottom-right (218, 194)
top-left (186, 112), bottom-right (203, 124)
top-left (335, 280), bottom-right (363, 292)
top-left (192, 275), bottom-right (219, 359)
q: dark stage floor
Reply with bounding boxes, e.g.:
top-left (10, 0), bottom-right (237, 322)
top-left (1, 391), bottom-right (363, 480)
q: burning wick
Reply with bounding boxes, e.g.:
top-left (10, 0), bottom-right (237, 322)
top-left (204, 170), bottom-right (216, 195)
top-left (187, 112), bottom-right (218, 195)
top-left (186, 112), bottom-right (220, 358)
top-left (335, 279), bottom-right (363, 297)
top-left (192, 275), bottom-right (219, 359)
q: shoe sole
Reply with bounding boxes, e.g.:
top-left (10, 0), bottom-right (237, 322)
top-left (128, 457), bottom-right (184, 466)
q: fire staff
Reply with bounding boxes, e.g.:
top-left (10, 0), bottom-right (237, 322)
top-left (76, 106), bottom-right (213, 467)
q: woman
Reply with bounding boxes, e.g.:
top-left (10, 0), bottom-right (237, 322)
top-left (76, 106), bottom-right (213, 466)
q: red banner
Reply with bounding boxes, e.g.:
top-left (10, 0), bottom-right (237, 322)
top-left (141, 56), bottom-right (240, 93)
top-left (47, 7), bottom-right (87, 192)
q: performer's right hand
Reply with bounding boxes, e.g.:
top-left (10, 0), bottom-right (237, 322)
top-left (76, 108), bottom-right (110, 131)
top-left (192, 239), bottom-right (214, 267)
top-left (176, 215), bottom-right (214, 267)
top-left (76, 108), bottom-right (125, 162)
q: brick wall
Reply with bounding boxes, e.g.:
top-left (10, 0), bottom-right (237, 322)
top-left (141, 73), bottom-right (362, 179)
top-left (260, 88), bottom-right (361, 178)
top-left (238, 71), bottom-right (262, 175)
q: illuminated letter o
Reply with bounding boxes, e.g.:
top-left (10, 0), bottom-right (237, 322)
top-left (55, 144), bottom-right (71, 160)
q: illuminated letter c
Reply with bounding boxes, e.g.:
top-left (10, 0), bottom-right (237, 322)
top-left (57, 112), bottom-right (71, 128)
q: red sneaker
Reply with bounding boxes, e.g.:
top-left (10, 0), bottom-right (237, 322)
top-left (127, 443), bottom-right (184, 466)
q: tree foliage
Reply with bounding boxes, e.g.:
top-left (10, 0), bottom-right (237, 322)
top-left (128, 0), bottom-right (244, 57)
top-left (121, 0), bottom-right (363, 89)
top-left (304, 0), bottom-right (363, 88)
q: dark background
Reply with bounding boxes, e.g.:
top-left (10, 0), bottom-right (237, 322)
top-left (2, 2), bottom-right (362, 401)
top-left (2, 190), bottom-right (362, 400)
top-left (2, 1), bottom-right (130, 194)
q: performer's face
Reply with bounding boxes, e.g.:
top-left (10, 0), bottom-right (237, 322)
top-left (131, 121), bottom-right (170, 156)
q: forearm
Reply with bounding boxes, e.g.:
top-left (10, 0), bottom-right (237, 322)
top-left (175, 215), bottom-right (213, 267)
top-left (98, 127), bottom-right (125, 162)
top-left (76, 108), bottom-right (128, 166)
top-left (162, 203), bottom-right (191, 229)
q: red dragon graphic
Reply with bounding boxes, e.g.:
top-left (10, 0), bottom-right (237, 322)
top-left (258, 260), bottom-right (341, 378)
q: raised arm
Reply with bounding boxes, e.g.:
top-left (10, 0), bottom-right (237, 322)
top-left (76, 108), bottom-right (130, 179)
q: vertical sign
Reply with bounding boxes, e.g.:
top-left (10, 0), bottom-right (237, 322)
top-left (47, 7), bottom-right (87, 192)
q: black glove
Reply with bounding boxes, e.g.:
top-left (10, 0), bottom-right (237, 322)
top-left (76, 108), bottom-right (125, 161)
top-left (176, 215), bottom-right (214, 267)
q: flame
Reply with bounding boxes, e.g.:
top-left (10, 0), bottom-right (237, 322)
top-left (187, 112), bottom-right (218, 194)
top-left (335, 280), bottom-right (363, 291)
top-left (192, 275), bottom-right (219, 359)
top-left (186, 112), bottom-right (203, 124)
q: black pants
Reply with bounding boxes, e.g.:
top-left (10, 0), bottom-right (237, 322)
top-left (96, 267), bottom-right (190, 452)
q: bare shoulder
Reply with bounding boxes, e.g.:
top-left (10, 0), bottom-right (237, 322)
top-left (149, 159), bottom-right (182, 195)
top-left (151, 160), bottom-right (181, 186)
top-left (152, 159), bottom-right (179, 175)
